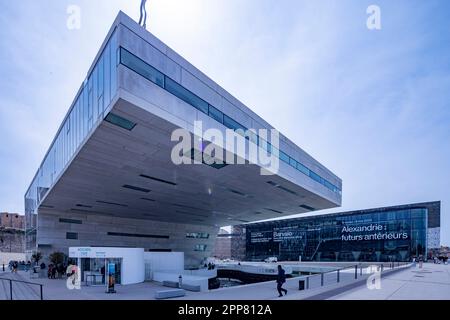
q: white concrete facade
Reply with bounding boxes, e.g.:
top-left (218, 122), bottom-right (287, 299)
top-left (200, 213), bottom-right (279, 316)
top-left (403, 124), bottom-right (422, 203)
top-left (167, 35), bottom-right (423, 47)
top-left (69, 247), bottom-right (144, 285)
top-left (38, 211), bottom-right (217, 268)
top-left (26, 11), bottom-right (342, 270)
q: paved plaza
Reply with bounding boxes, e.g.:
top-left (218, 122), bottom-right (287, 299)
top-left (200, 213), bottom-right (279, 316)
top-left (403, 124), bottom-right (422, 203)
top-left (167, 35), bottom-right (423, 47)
top-left (0, 263), bottom-right (448, 300)
top-left (332, 263), bottom-right (450, 300)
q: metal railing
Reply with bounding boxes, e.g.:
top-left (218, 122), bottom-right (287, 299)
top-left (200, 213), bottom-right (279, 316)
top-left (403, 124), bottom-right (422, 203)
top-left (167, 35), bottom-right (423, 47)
top-left (0, 277), bottom-right (44, 300)
top-left (297, 262), bottom-right (410, 291)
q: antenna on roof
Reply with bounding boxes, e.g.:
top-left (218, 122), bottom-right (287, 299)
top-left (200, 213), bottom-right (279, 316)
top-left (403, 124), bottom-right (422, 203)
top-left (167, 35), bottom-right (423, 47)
top-left (138, 0), bottom-right (148, 29)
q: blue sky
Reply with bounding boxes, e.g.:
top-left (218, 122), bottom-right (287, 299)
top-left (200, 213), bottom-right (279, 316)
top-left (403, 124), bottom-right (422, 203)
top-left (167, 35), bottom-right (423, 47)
top-left (0, 0), bottom-right (448, 245)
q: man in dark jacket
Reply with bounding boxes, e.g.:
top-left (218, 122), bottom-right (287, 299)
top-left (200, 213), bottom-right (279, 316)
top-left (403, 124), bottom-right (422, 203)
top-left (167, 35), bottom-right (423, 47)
top-left (276, 265), bottom-right (288, 297)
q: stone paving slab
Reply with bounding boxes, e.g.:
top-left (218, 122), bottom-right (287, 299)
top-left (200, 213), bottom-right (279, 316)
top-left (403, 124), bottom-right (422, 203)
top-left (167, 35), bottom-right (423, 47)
top-left (332, 263), bottom-right (450, 300)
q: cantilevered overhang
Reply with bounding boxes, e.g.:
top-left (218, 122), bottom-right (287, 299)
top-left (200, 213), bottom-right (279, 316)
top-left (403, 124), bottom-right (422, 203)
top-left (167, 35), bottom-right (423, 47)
top-left (39, 98), bottom-right (339, 227)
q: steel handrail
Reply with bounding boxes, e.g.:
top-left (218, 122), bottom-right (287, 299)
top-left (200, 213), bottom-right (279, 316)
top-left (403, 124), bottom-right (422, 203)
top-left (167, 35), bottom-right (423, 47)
top-left (0, 277), bottom-right (43, 300)
top-left (298, 261), bottom-right (410, 289)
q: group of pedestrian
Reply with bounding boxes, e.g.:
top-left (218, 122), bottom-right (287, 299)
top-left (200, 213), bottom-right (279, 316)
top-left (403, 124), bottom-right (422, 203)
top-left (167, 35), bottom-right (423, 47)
top-left (7, 260), bottom-right (32, 273)
top-left (203, 262), bottom-right (216, 270)
top-left (10, 261), bottom-right (19, 273)
top-left (47, 263), bottom-right (67, 279)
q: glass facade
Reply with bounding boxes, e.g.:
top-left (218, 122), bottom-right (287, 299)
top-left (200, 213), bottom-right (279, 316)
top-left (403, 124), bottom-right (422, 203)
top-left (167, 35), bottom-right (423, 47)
top-left (245, 208), bottom-right (428, 262)
top-left (118, 47), bottom-right (342, 196)
top-left (25, 29), bottom-right (118, 255)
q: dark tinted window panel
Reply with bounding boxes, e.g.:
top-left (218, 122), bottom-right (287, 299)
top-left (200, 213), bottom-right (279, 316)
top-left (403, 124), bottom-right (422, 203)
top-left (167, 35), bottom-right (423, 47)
top-left (59, 218), bottom-right (82, 225)
top-left (279, 151), bottom-right (290, 164)
top-left (289, 157), bottom-right (297, 168)
top-left (105, 113), bottom-right (136, 131)
top-left (165, 77), bottom-right (208, 114)
top-left (223, 115), bottom-right (246, 131)
top-left (186, 233), bottom-right (210, 239)
top-left (139, 174), bottom-right (177, 186)
top-left (309, 171), bottom-right (324, 184)
top-left (122, 185), bottom-right (151, 193)
top-left (107, 232), bottom-right (169, 239)
top-left (120, 48), bottom-right (164, 88)
top-left (296, 162), bottom-right (310, 175)
top-left (324, 180), bottom-right (336, 192)
top-left (66, 232), bottom-right (78, 240)
top-left (300, 204), bottom-right (315, 211)
top-left (96, 200), bottom-right (128, 207)
top-left (208, 105), bottom-right (224, 124)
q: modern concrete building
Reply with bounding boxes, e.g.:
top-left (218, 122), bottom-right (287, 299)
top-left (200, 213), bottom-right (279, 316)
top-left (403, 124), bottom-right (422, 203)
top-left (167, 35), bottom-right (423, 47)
top-left (24, 12), bottom-right (342, 271)
top-left (237, 201), bottom-right (440, 262)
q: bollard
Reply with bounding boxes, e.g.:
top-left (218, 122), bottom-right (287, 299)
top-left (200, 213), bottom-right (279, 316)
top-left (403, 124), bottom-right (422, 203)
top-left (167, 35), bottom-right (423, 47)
top-left (306, 277), bottom-right (309, 289)
top-left (360, 266), bottom-right (363, 276)
top-left (337, 270), bottom-right (340, 283)
top-left (9, 280), bottom-right (13, 300)
top-left (354, 265), bottom-right (358, 279)
top-left (321, 273), bottom-right (324, 286)
top-left (298, 279), bottom-right (305, 291)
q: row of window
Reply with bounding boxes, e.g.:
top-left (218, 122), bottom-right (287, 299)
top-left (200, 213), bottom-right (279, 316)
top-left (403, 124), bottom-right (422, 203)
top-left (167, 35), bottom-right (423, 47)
top-left (64, 232), bottom-right (206, 252)
top-left (119, 47), bottom-right (341, 195)
top-left (26, 29), bottom-right (119, 225)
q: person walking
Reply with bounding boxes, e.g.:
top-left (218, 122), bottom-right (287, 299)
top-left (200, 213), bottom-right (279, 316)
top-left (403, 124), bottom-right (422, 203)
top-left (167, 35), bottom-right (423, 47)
top-left (276, 265), bottom-right (288, 297)
top-left (51, 265), bottom-right (57, 279)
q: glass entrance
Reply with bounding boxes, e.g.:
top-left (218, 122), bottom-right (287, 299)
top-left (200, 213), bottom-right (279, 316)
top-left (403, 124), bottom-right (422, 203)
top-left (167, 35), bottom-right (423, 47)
top-left (80, 258), bottom-right (106, 285)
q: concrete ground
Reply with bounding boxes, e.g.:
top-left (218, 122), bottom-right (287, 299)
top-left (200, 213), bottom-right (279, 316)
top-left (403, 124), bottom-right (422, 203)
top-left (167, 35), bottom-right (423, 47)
top-left (1, 263), bottom-right (448, 300)
top-left (0, 271), bottom-right (198, 300)
top-left (332, 263), bottom-right (450, 300)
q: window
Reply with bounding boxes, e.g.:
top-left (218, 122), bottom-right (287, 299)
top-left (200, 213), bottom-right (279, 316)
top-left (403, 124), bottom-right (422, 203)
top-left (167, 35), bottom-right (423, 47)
top-left (324, 180), bottom-right (335, 192)
top-left (122, 184), bottom-right (151, 193)
top-left (105, 113), bottom-right (136, 131)
top-left (66, 232), bottom-right (78, 240)
top-left (59, 218), bottom-right (82, 225)
top-left (296, 162), bottom-right (310, 176)
top-left (107, 232), bottom-right (169, 239)
top-left (259, 138), bottom-right (269, 151)
top-left (120, 47), bottom-right (165, 88)
top-left (186, 233), bottom-right (210, 239)
top-left (104, 42), bottom-right (111, 109)
top-left (279, 151), bottom-right (290, 164)
top-left (164, 77), bottom-right (208, 114)
top-left (223, 115), bottom-right (246, 131)
top-left (98, 55), bottom-right (104, 98)
top-left (208, 105), bottom-right (224, 124)
top-left (110, 30), bottom-right (118, 102)
top-left (194, 244), bottom-right (207, 251)
top-left (309, 171), bottom-right (324, 184)
top-left (289, 157), bottom-right (297, 168)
